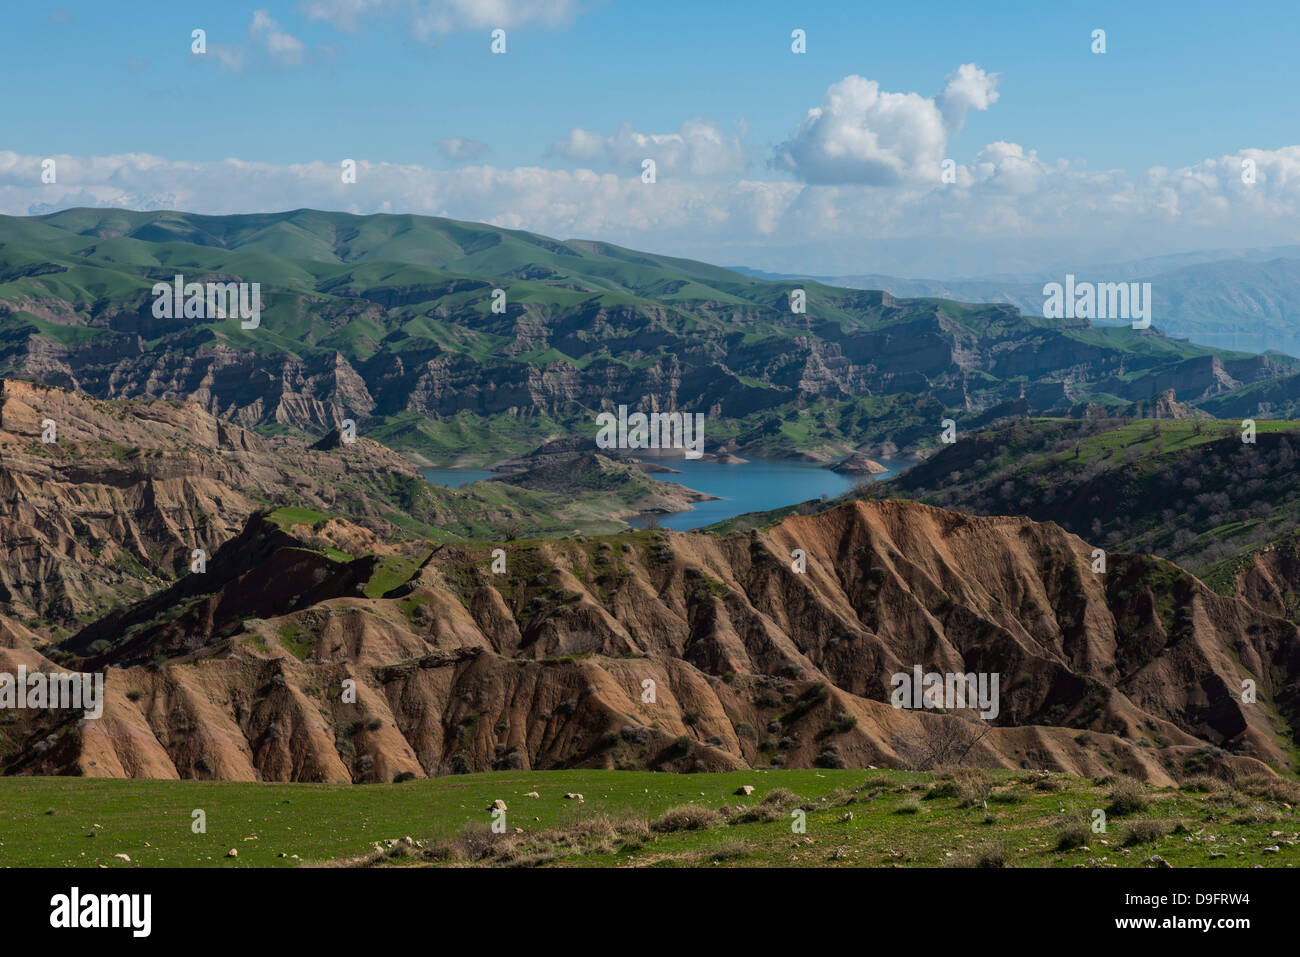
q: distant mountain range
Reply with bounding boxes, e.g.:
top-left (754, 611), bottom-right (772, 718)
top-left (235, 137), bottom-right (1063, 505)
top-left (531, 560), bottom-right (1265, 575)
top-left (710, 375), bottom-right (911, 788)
top-left (734, 246), bottom-right (1300, 357)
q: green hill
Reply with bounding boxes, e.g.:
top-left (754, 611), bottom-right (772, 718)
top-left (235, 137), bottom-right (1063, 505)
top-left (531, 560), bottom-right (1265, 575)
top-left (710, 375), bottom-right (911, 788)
top-left (1, 207), bottom-right (1293, 466)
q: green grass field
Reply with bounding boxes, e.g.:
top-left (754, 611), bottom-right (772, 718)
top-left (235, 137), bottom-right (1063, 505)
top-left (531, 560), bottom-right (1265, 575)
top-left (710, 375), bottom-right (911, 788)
top-left (1, 769), bottom-right (1294, 868)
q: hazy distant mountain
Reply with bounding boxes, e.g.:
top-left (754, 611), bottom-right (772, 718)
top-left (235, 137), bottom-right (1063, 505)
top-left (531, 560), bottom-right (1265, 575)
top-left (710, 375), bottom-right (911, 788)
top-left (734, 247), bottom-right (1300, 356)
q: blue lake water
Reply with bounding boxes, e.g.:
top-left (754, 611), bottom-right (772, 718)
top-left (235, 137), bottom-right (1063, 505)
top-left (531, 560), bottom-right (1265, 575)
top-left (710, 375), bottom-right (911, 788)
top-left (627, 457), bottom-right (910, 530)
top-left (419, 467), bottom-right (498, 488)
top-left (422, 457), bottom-right (910, 530)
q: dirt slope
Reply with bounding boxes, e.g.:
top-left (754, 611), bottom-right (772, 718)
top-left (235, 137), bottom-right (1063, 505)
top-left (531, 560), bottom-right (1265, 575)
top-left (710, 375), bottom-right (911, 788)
top-left (6, 500), bottom-right (1296, 786)
top-left (0, 378), bottom-right (419, 630)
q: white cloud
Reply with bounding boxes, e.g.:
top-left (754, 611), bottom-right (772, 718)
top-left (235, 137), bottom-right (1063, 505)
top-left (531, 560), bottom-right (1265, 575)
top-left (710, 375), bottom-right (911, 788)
top-left (250, 9), bottom-right (306, 65)
top-left (549, 119), bottom-right (748, 177)
top-left (194, 11), bottom-right (308, 72)
top-left (1, 145), bottom-right (1298, 275)
top-left (299, 0), bottom-right (582, 36)
top-left (772, 64), bottom-right (999, 185)
top-left (937, 63), bottom-right (1000, 132)
top-left (439, 137), bottom-right (489, 162)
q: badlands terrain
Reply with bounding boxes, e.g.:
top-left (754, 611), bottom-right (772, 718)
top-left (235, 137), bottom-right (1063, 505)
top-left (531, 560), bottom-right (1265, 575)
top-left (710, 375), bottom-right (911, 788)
top-left (2, 380), bottom-right (1298, 791)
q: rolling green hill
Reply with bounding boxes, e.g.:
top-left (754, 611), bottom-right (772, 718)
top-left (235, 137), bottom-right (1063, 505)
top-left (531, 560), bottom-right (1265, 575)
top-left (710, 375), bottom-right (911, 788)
top-left (1, 207), bottom-right (1292, 466)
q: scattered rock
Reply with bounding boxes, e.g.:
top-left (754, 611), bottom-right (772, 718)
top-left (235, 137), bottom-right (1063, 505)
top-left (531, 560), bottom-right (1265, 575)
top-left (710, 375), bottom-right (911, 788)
top-left (735, 786), bottom-right (755, 796)
top-left (226, 848), bottom-right (238, 858)
top-left (114, 853), bottom-right (130, 862)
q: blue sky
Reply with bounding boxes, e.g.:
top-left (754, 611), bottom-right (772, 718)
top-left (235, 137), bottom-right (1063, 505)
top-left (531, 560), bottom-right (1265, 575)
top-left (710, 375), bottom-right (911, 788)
top-left (2, 0), bottom-right (1298, 275)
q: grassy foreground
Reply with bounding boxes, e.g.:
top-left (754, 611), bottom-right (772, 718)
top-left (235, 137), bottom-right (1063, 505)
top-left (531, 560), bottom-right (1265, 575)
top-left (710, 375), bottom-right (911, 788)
top-left (0, 768), bottom-right (1296, 868)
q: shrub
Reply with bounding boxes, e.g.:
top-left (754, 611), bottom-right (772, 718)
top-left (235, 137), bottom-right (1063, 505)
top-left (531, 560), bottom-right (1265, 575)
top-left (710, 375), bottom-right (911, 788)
top-left (761, 788), bottom-right (800, 807)
top-left (651, 805), bottom-right (722, 833)
top-left (708, 840), bottom-right (751, 862)
top-left (665, 735), bottom-right (693, 759)
top-left (925, 780), bottom-right (959, 800)
top-left (815, 745), bottom-right (846, 769)
top-left (951, 842), bottom-right (1006, 868)
top-left (895, 796), bottom-right (922, 814)
top-left (1236, 773), bottom-right (1300, 804)
top-left (1180, 775), bottom-right (1228, 795)
top-left (988, 788), bottom-right (1025, 805)
top-left (952, 768), bottom-right (993, 808)
top-left (1107, 776), bottom-right (1149, 815)
top-left (1123, 819), bottom-right (1169, 846)
top-left (732, 802), bottom-right (784, 824)
top-left (1056, 816), bottom-right (1089, 851)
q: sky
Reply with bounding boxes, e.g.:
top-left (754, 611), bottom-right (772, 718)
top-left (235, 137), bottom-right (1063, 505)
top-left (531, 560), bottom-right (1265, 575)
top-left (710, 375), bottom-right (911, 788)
top-left (2, 0), bottom-right (1298, 277)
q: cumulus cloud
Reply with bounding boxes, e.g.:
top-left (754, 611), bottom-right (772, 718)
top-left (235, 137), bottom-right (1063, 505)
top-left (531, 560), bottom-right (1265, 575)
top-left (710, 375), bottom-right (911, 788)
top-left (937, 63), bottom-right (1000, 132)
top-left (549, 119), bottom-right (748, 177)
top-left (1, 145), bottom-right (1298, 274)
top-left (772, 64), bottom-right (999, 185)
top-left (439, 137), bottom-right (489, 162)
top-left (300, 0), bottom-right (581, 36)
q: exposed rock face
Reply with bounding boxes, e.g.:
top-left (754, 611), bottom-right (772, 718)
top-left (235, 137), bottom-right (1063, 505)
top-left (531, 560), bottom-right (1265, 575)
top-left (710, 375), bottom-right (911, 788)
top-left (6, 500), bottom-right (1295, 786)
top-left (0, 378), bottom-right (421, 628)
top-left (1120, 388), bottom-right (1209, 419)
top-left (1221, 536), bottom-right (1300, 624)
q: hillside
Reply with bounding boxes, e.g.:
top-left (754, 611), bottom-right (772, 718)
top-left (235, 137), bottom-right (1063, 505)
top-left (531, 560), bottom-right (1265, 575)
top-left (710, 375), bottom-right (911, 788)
top-left (0, 379), bottom-right (713, 632)
top-left (1, 208), bottom-right (1292, 466)
top-left (885, 416), bottom-right (1300, 577)
top-left (4, 496), bottom-right (1298, 785)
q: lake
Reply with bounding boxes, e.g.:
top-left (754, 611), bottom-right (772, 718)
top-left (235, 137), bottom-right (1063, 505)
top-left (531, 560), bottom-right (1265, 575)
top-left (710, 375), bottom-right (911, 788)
top-left (419, 467), bottom-right (499, 488)
top-left (422, 457), bottom-right (911, 530)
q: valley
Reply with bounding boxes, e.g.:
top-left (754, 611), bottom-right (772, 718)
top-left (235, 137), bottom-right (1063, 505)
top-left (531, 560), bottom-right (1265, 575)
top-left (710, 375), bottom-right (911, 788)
top-left (3, 209), bottom-right (1300, 876)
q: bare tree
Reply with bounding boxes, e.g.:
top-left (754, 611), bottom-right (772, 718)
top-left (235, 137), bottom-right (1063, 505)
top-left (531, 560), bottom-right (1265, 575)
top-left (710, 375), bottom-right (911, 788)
top-left (915, 712), bottom-right (993, 771)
